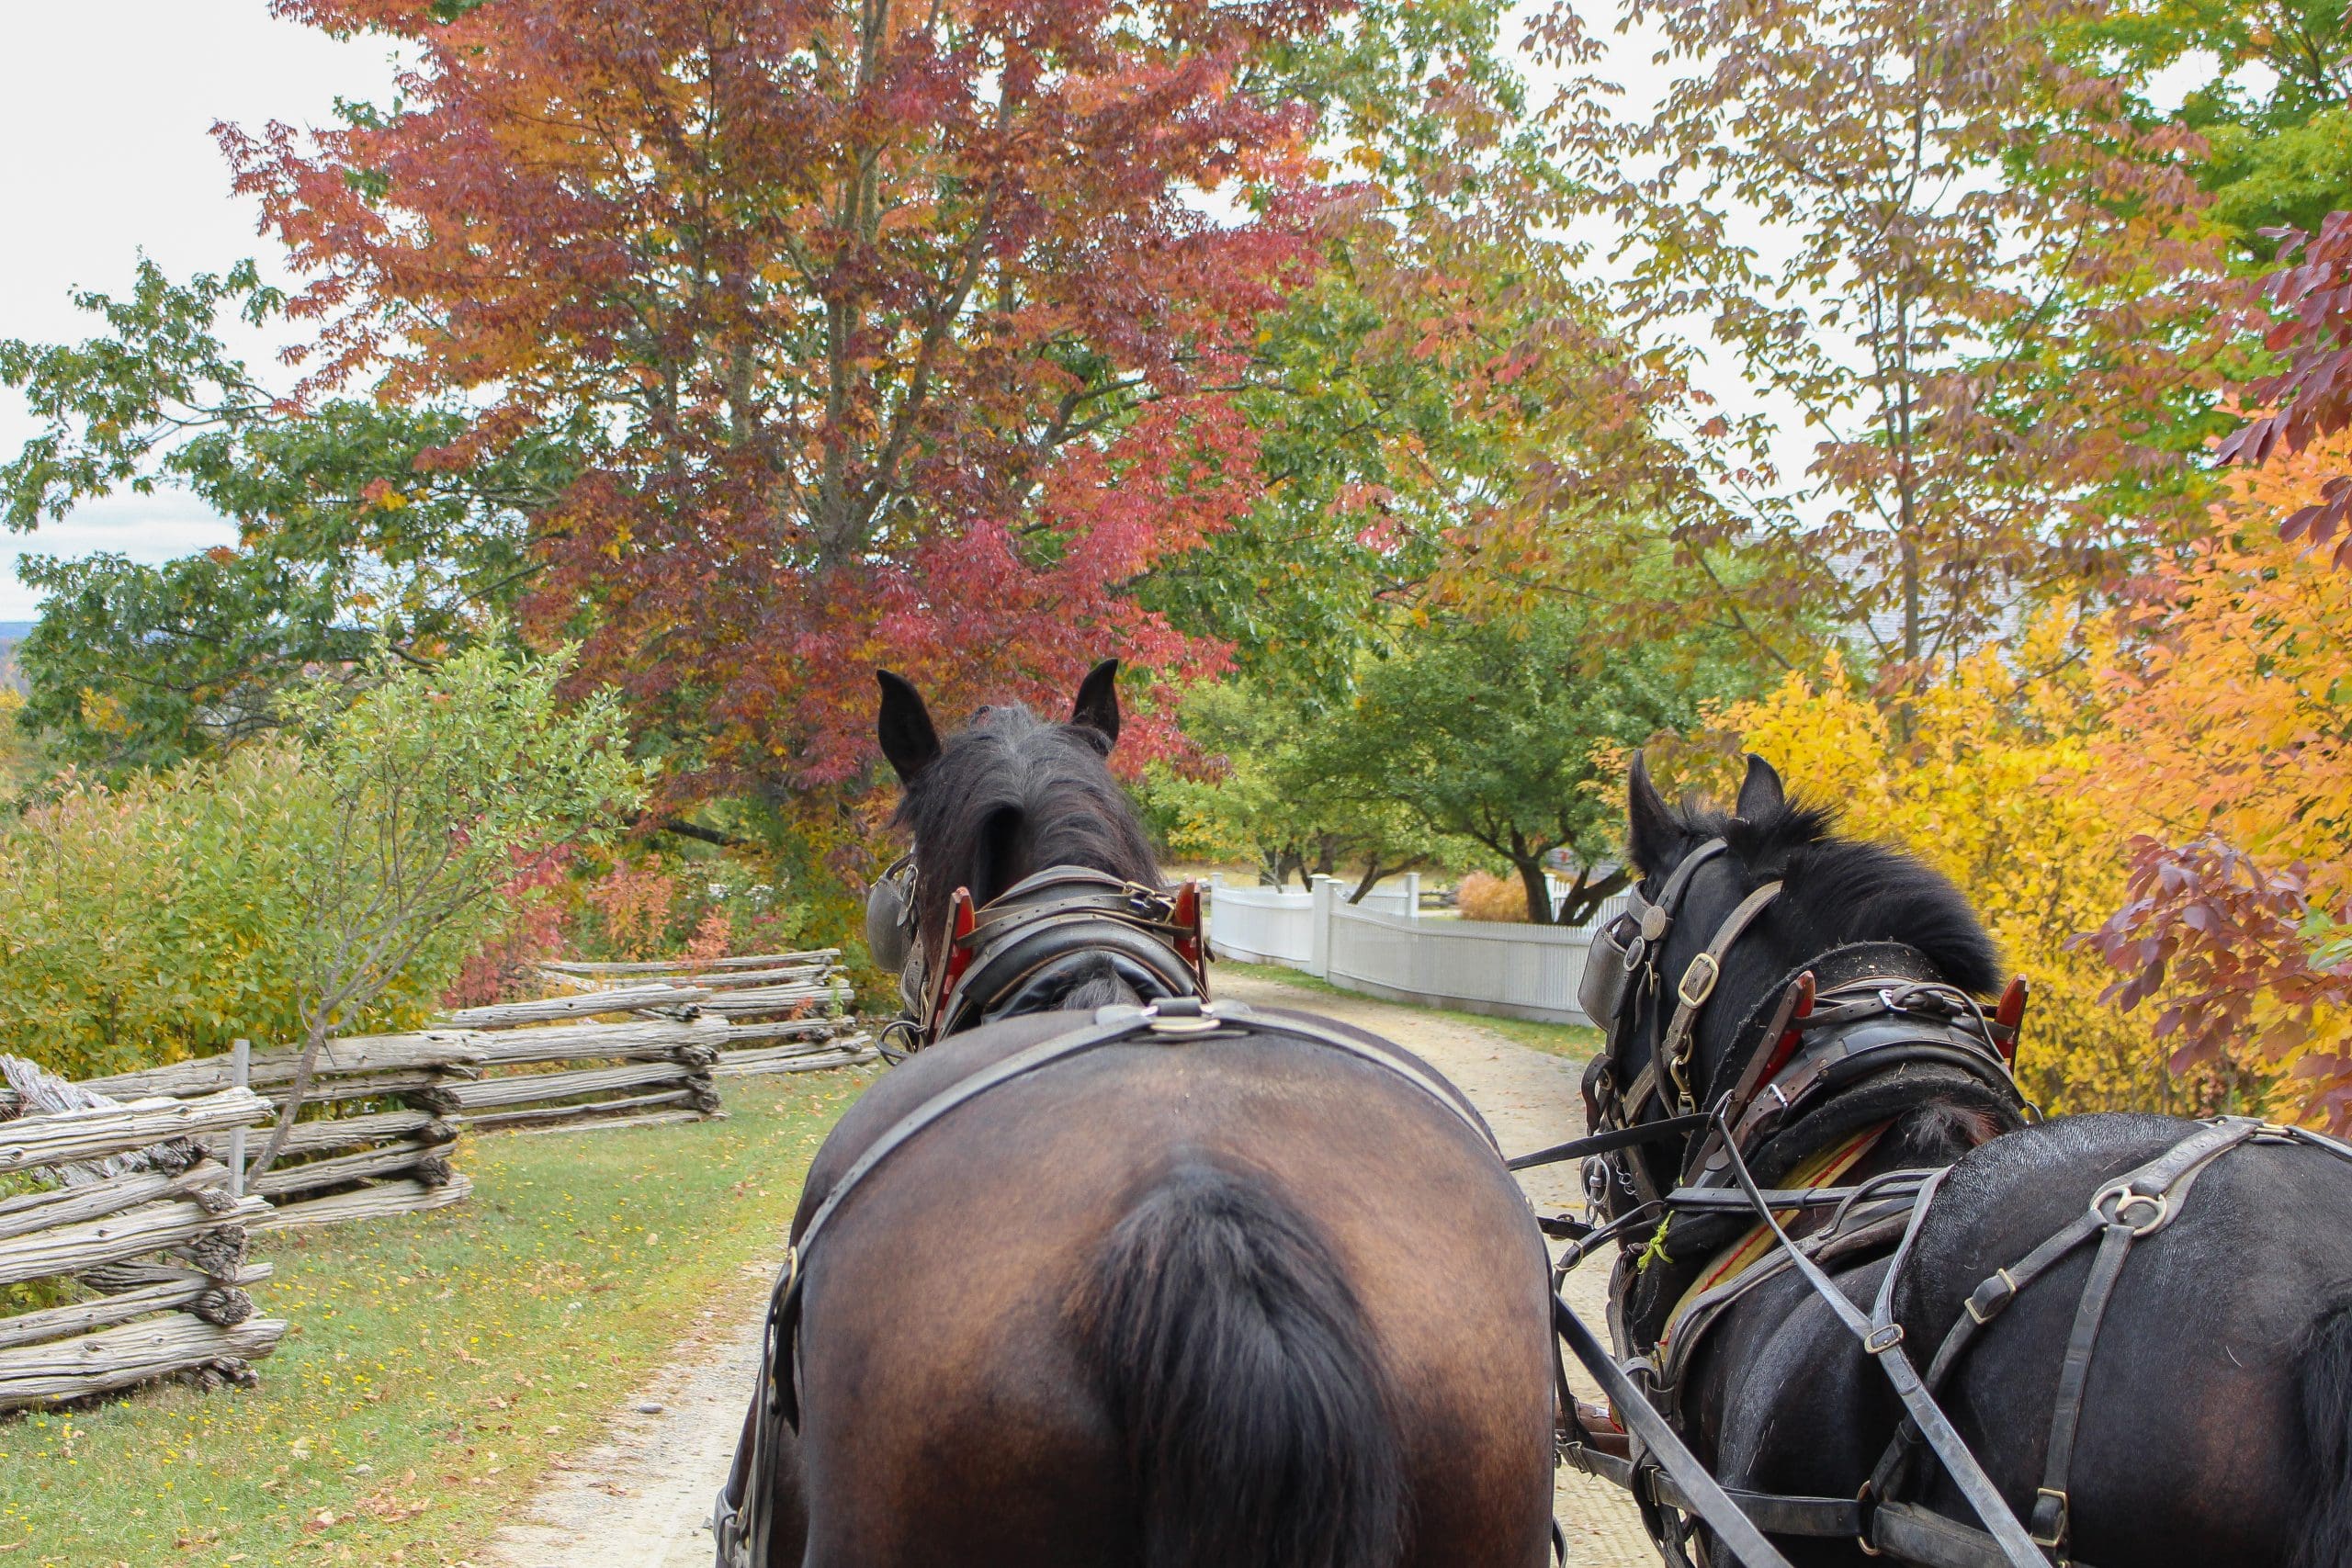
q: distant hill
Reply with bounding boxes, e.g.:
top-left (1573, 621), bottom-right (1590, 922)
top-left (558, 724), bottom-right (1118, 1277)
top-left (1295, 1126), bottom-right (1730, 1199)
top-left (0, 621), bottom-right (29, 694)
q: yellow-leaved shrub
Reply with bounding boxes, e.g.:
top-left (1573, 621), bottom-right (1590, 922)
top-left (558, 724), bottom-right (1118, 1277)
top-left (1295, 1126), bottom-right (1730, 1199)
top-left (1721, 619), bottom-right (2165, 1115)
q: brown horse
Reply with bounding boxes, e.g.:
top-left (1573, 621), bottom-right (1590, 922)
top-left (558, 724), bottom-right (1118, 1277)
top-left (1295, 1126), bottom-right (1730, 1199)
top-left (717, 661), bottom-right (1556, 1568)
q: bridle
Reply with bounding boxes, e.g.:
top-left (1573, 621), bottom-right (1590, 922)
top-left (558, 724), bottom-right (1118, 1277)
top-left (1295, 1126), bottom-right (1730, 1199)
top-left (1571, 836), bottom-right (2028, 1218)
top-left (866, 857), bottom-right (1209, 1058)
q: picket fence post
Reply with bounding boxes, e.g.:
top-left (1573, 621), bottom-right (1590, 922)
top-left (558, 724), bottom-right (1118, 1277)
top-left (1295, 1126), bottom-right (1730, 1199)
top-left (1402, 871), bottom-right (1421, 919)
top-left (1308, 875), bottom-right (1338, 979)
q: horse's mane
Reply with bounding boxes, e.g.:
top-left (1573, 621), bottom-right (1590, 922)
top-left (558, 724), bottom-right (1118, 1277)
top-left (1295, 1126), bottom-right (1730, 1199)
top-left (893, 703), bottom-right (1159, 947)
top-left (1673, 793), bottom-right (2002, 996)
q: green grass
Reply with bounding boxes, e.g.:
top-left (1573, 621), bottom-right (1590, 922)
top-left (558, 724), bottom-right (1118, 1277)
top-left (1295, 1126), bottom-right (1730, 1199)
top-left (0, 1068), bottom-right (873, 1567)
top-left (1216, 961), bottom-right (1603, 1060)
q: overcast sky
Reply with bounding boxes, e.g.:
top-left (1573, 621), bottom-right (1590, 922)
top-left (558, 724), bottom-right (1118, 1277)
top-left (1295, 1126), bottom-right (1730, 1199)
top-left (0, 2), bottom-right (401, 619)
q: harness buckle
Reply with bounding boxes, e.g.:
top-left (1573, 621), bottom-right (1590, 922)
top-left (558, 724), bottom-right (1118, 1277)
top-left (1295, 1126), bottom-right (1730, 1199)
top-left (1143, 998), bottom-right (1218, 1036)
top-left (1963, 1268), bottom-right (2017, 1325)
top-left (2030, 1487), bottom-right (2069, 1551)
top-left (1677, 953), bottom-right (1721, 1009)
top-left (1862, 1323), bottom-right (1905, 1355)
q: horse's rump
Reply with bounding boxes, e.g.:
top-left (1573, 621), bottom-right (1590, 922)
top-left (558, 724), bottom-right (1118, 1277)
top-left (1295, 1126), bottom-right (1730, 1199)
top-left (1887, 1113), bottom-right (2352, 1567)
top-left (786, 1010), bottom-right (1556, 1568)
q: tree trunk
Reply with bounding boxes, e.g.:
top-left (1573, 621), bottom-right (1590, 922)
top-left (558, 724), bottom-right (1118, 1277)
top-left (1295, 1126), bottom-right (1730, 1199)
top-left (1349, 855), bottom-right (1427, 905)
top-left (1511, 836), bottom-right (1555, 924)
top-left (1555, 865), bottom-right (1633, 928)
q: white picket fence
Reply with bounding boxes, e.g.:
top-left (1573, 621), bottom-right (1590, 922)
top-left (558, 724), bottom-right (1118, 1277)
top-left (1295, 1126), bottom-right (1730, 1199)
top-left (1205, 875), bottom-right (1605, 1028)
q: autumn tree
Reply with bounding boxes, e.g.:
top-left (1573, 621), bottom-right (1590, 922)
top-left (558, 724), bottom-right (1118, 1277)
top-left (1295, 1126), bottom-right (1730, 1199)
top-left (225, 0), bottom-right (1376, 807)
top-left (2218, 211), bottom-right (2352, 559)
top-left (1541, 0), bottom-right (2243, 682)
top-left (2087, 431), bottom-right (2352, 1127)
top-left (1142, 0), bottom-right (1694, 698)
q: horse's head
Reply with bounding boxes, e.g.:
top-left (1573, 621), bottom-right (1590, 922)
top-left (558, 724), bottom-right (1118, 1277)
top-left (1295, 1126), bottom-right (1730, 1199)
top-left (1594, 753), bottom-right (2003, 1207)
top-left (874, 660), bottom-right (1160, 965)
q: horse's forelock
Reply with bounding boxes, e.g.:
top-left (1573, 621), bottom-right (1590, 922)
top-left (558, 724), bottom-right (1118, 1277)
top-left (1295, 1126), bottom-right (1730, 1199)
top-left (893, 703), bottom-right (1159, 949)
top-left (1669, 788), bottom-right (2000, 996)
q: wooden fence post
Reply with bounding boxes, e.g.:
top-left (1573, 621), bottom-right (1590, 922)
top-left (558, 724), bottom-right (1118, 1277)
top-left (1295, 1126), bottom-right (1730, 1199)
top-left (228, 1039), bottom-right (250, 1200)
top-left (1403, 871), bottom-right (1421, 919)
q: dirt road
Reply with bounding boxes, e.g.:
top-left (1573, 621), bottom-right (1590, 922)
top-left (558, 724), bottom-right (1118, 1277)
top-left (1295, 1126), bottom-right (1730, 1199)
top-left (476, 971), bottom-right (1654, 1568)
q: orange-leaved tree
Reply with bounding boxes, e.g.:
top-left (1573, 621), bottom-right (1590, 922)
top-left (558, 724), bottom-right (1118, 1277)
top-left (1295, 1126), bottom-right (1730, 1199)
top-left (2087, 431), bottom-right (2352, 1127)
top-left (228, 0), bottom-right (1354, 802)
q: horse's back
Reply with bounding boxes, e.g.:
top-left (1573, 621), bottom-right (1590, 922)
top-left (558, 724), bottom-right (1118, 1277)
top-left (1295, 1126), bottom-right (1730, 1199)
top-left (1894, 1112), bottom-right (2352, 1567)
top-left (788, 1007), bottom-right (1555, 1568)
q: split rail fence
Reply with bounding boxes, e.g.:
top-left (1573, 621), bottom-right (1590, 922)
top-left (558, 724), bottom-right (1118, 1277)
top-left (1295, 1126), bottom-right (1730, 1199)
top-left (0, 948), bottom-right (872, 1411)
top-left (0, 1062), bottom-right (287, 1413)
top-left (63, 948), bottom-right (871, 1228)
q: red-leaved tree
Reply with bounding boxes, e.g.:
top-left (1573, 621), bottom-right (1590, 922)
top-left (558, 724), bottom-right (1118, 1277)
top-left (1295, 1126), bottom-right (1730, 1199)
top-left (2217, 210), bottom-right (2352, 565)
top-left (227, 0), bottom-right (1350, 801)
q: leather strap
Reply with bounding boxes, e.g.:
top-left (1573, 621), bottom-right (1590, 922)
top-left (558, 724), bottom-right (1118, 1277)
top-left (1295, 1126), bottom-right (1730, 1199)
top-left (1658, 881), bottom-right (1782, 1115)
top-left (1716, 1125), bottom-right (2050, 1568)
top-left (2028, 1220), bottom-right (2132, 1553)
top-left (1553, 1293), bottom-right (1796, 1568)
top-left (1506, 1112), bottom-right (1713, 1172)
top-left (1866, 1116), bottom-right (2271, 1542)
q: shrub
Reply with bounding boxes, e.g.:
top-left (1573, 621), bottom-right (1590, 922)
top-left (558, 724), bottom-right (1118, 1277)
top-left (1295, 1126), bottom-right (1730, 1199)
top-left (1722, 624), bottom-right (2161, 1116)
top-left (0, 644), bottom-right (649, 1085)
top-left (1455, 870), bottom-right (1531, 923)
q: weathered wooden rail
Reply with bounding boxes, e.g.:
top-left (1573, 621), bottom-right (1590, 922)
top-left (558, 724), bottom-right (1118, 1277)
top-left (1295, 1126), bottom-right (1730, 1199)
top-left (0, 951), bottom-right (869, 1244)
top-left (0, 1064), bottom-right (287, 1412)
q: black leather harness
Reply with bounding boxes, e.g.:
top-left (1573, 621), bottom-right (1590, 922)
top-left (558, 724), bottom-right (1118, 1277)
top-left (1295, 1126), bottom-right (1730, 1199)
top-left (873, 863), bottom-right (1208, 1058)
top-left (1527, 833), bottom-right (2352, 1568)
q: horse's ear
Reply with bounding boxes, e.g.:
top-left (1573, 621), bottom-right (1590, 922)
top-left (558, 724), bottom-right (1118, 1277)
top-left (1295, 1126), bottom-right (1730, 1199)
top-left (876, 670), bottom-right (942, 784)
top-left (1070, 659), bottom-right (1121, 748)
top-left (1627, 751), bottom-right (1679, 874)
top-left (1735, 753), bottom-right (1785, 822)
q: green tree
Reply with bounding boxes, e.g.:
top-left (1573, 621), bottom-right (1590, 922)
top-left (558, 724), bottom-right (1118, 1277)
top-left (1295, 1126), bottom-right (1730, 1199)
top-left (247, 643), bottom-right (650, 1175)
top-left (0, 260), bottom-right (581, 770)
top-left (2064, 0), bottom-right (2352, 252)
top-left (1325, 590), bottom-right (1755, 923)
top-left (1149, 678), bottom-right (1444, 899)
top-left (0, 644), bottom-right (647, 1134)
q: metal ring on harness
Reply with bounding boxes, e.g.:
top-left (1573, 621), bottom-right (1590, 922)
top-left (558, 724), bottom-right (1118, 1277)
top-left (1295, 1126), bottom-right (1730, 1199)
top-left (2092, 1181), bottom-right (2170, 1235)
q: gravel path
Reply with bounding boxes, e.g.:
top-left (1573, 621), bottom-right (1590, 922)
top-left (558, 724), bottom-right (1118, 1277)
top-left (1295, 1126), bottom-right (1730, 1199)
top-left (477, 972), bottom-right (1654, 1568)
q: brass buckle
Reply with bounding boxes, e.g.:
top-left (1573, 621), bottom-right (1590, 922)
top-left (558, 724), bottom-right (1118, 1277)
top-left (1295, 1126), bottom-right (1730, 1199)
top-left (1677, 953), bottom-right (1721, 1009)
top-left (1863, 1323), bottom-right (1905, 1355)
top-left (2030, 1487), bottom-right (2068, 1550)
top-left (1964, 1268), bottom-right (2017, 1325)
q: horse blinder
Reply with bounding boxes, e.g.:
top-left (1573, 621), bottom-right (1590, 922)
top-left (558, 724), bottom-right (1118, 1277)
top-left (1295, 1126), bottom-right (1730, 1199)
top-left (865, 866), bottom-right (917, 973)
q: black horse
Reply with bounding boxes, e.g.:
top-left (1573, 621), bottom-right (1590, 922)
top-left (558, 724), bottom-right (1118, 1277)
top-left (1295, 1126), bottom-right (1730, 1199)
top-left (1589, 754), bottom-right (2352, 1568)
top-left (718, 662), bottom-right (1557, 1568)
